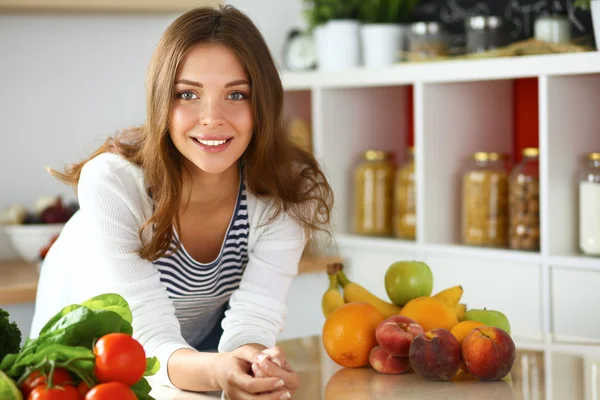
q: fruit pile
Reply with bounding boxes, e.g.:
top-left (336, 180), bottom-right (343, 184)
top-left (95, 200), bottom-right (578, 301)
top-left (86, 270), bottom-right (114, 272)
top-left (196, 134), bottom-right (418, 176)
top-left (0, 294), bottom-right (159, 400)
top-left (1, 196), bottom-right (78, 226)
top-left (321, 261), bottom-right (515, 382)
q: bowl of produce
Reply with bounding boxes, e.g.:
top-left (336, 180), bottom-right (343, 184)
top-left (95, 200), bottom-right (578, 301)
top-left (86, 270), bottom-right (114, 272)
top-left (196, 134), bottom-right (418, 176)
top-left (1, 196), bottom-right (78, 263)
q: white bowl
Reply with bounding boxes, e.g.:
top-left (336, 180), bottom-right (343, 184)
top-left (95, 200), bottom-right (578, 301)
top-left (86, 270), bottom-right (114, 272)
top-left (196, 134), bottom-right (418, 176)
top-left (3, 223), bottom-right (65, 263)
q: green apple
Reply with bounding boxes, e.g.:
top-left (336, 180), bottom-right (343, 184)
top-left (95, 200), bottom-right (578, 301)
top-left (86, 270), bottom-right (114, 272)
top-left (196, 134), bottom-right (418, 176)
top-left (464, 308), bottom-right (511, 335)
top-left (384, 261), bottom-right (433, 306)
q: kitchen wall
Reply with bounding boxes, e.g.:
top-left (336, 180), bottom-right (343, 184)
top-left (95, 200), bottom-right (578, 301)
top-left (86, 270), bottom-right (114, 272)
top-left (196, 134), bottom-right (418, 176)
top-left (0, 0), bottom-right (304, 260)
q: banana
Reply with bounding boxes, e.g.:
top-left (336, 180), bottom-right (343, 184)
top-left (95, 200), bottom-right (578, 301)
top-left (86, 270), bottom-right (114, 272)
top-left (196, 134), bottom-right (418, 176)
top-left (337, 269), bottom-right (402, 318)
top-left (432, 285), bottom-right (463, 307)
top-left (322, 266), bottom-right (345, 318)
top-left (454, 303), bottom-right (467, 321)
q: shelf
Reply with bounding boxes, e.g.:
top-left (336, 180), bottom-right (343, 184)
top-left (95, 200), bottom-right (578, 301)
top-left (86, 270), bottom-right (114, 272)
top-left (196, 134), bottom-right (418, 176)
top-left (0, 260), bottom-right (38, 305)
top-left (281, 52), bottom-right (600, 90)
top-left (282, 52), bottom-right (600, 346)
top-left (0, 0), bottom-right (221, 13)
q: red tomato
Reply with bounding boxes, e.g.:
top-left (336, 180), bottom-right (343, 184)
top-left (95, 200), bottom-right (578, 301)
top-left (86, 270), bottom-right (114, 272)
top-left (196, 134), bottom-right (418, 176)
top-left (84, 382), bottom-right (137, 400)
top-left (93, 333), bottom-right (146, 386)
top-left (76, 382), bottom-right (90, 397)
top-left (28, 384), bottom-right (81, 400)
top-left (21, 369), bottom-right (75, 397)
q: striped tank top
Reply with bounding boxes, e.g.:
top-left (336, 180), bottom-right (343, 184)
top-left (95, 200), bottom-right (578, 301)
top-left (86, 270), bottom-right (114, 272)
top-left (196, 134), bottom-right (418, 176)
top-left (153, 172), bottom-right (249, 348)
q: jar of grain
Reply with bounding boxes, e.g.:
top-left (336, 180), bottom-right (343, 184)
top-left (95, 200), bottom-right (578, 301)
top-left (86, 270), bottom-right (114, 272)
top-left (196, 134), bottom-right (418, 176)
top-left (394, 147), bottom-right (416, 240)
top-left (578, 152), bottom-right (600, 256)
top-left (509, 148), bottom-right (540, 251)
top-left (462, 152), bottom-right (509, 247)
top-left (353, 150), bottom-right (395, 236)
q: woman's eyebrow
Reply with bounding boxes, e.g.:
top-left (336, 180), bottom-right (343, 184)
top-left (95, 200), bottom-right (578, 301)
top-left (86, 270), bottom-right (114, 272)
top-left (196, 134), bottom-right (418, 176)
top-left (174, 79), bottom-right (250, 88)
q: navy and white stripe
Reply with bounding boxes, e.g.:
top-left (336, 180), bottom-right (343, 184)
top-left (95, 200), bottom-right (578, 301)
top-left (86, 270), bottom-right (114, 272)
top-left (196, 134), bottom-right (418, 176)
top-left (153, 174), bottom-right (249, 347)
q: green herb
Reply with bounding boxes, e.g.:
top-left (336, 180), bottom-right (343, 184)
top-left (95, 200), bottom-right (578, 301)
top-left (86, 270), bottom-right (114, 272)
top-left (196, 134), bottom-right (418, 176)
top-left (574, 0), bottom-right (591, 10)
top-left (302, 0), bottom-right (362, 30)
top-left (359, 0), bottom-right (421, 23)
top-left (0, 309), bottom-right (22, 366)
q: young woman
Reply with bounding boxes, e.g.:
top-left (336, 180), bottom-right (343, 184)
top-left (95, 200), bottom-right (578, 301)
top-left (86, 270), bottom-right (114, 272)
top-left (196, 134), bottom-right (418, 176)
top-left (30, 5), bottom-right (333, 400)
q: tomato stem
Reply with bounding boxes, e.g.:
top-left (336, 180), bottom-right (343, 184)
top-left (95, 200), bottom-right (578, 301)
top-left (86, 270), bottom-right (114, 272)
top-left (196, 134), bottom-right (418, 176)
top-left (47, 360), bottom-right (57, 388)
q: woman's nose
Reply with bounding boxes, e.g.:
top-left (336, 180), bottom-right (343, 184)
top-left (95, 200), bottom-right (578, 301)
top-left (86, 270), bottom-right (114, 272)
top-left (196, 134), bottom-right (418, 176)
top-left (200, 98), bottom-right (225, 127)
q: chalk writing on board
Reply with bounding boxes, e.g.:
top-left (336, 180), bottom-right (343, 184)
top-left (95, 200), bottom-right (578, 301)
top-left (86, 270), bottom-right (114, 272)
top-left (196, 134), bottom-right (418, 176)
top-left (411, 0), bottom-right (592, 44)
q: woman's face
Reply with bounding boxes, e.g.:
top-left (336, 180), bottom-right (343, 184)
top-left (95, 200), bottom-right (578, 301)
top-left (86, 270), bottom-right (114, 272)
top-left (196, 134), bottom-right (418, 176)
top-left (169, 43), bottom-right (253, 175)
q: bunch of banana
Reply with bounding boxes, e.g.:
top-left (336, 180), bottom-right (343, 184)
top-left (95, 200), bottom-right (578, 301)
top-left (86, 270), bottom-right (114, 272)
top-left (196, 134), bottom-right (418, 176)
top-left (321, 263), bottom-right (403, 319)
top-left (432, 285), bottom-right (467, 321)
top-left (322, 264), bottom-right (345, 318)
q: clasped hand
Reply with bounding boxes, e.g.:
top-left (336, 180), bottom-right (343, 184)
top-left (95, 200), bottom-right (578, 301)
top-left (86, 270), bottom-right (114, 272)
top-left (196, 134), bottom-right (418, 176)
top-left (216, 344), bottom-right (299, 400)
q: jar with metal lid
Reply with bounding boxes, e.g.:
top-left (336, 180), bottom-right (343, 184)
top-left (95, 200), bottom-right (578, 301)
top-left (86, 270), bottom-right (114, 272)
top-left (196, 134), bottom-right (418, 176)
top-left (509, 148), bottom-right (540, 251)
top-left (462, 151), bottom-right (509, 247)
top-left (353, 150), bottom-right (395, 236)
top-left (408, 22), bottom-right (449, 62)
top-left (465, 15), bottom-right (509, 54)
top-left (394, 147), bottom-right (416, 240)
top-left (578, 152), bottom-right (600, 256)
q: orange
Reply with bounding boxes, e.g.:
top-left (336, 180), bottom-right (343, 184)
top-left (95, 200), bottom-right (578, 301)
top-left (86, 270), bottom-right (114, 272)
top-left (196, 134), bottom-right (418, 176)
top-left (450, 320), bottom-right (485, 348)
top-left (399, 296), bottom-right (458, 332)
top-left (322, 302), bottom-right (385, 368)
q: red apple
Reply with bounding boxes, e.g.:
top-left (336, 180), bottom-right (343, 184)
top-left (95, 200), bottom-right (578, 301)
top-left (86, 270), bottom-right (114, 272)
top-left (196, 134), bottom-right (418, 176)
top-left (375, 315), bottom-right (424, 357)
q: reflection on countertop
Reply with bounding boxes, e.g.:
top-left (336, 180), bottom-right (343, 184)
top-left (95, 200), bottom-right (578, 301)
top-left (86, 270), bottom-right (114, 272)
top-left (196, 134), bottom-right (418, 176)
top-left (150, 335), bottom-right (600, 400)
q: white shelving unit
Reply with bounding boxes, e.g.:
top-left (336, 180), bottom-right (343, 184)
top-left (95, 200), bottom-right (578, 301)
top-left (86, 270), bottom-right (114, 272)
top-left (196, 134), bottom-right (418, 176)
top-left (280, 52), bottom-right (600, 347)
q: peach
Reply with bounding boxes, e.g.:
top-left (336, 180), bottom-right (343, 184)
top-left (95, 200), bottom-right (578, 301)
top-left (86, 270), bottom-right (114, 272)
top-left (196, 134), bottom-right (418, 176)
top-left (369, 346), bottom-right (411, 375)
top-left (462, 326), bottom-right (516, 381)
top-left (375, 315), bottom-right (424, 357)
top-left (408, 328), bottom-right (461, 381)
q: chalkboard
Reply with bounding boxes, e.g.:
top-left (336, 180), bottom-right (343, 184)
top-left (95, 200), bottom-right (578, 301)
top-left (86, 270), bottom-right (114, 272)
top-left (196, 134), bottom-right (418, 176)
top-left (409, 0), bottom-right (594, 49)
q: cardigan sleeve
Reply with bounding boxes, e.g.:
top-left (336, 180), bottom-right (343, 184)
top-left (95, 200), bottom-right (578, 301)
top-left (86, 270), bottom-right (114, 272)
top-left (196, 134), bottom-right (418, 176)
top-left (218, 203), bottom-right (307, 352)
top-left (75, 154), bottom-right (194, 388)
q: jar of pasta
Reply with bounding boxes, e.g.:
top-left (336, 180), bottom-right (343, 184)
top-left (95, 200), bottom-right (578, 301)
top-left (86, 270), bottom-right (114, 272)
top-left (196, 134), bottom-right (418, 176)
top-left (462, 152), bottom-right (509, 247)
top-left (394, 147), bottom-right (416, 240)
top-left (353, 150), bottom-right (395, 236)
top-left (509, 148), bottom-right (540, 251)
top-left (578, 152), bottom-right (600, 256)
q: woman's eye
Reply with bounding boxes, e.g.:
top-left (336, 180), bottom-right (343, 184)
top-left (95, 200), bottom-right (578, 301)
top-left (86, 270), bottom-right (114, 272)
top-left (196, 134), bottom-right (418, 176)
top-left (178, 91), bottom-right (198, 100)
top-left (227, 91), bottom-right (248, 101)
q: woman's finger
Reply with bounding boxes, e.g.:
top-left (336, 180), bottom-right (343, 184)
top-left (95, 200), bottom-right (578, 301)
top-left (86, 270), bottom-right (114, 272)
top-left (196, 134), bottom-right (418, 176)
top-left (257, 358), bottom-right (300, 391)
top-left (231, 369), bottom-right (285, 394)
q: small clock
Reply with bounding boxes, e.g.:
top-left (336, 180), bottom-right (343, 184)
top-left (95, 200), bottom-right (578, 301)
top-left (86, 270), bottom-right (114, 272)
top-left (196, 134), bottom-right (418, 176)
top-left (283, 28), bottom-right (317, 72)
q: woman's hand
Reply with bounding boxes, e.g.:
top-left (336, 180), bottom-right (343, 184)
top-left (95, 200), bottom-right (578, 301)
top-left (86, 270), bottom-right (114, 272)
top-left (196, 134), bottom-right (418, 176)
top-left (215, 352), bottom-right (289, 400)
top-left (250, 347), bottom-right (300, 398)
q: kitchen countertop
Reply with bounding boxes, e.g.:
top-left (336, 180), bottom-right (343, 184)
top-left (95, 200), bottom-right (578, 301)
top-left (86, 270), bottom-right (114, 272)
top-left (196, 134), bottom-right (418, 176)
top-left (0, 256), bottom-right (341, 305)
top-left (150, 335), bottom-right (600, 400)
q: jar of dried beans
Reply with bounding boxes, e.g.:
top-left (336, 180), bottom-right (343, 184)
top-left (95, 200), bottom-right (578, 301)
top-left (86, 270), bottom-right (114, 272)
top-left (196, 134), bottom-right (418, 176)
top-left (509, 148), bottom-right (540, 251)
top-left (462, 152), bottom-right (509, 247)
top-left (394, 147), bottom-right (416, 240)
top-left (353, 150), bottom-right (395, 236)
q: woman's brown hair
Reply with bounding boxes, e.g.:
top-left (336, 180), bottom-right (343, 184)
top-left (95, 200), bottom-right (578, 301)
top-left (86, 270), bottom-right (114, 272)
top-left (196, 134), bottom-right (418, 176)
top-left (50, 5), bottom-right (334, 261)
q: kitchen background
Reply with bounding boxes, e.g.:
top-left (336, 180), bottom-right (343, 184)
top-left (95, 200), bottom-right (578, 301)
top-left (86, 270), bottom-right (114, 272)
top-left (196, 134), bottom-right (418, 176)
top-left (1, 0), bottom-right (600, 365)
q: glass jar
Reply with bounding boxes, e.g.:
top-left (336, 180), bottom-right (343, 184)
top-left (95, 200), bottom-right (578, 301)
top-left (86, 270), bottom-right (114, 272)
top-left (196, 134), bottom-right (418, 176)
top-left (353, 150), bottom-right (395, 236)
top-left (408, 22), bottom-right (449, 62)
top-left (465, 16), bottom-right (509, 54)
top-left (509, 148), bottom-right (540, 251)
top-left (579, 152), bottom-right (600, 256)
top-left (462, 152), bottom-right (509, 247)
top-left (394, 147), bottom-right (416, 240)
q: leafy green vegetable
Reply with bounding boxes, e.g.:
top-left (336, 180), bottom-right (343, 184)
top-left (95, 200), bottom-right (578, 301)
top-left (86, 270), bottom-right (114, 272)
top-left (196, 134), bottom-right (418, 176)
top-left (0, 370), bottom-right (22, 400)
top-left (131, 377), bottom-right (155, 400)
top-left (144, 357), bottom-right (160, 377)
top-left (0, 309), bottom-right (22, 365)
